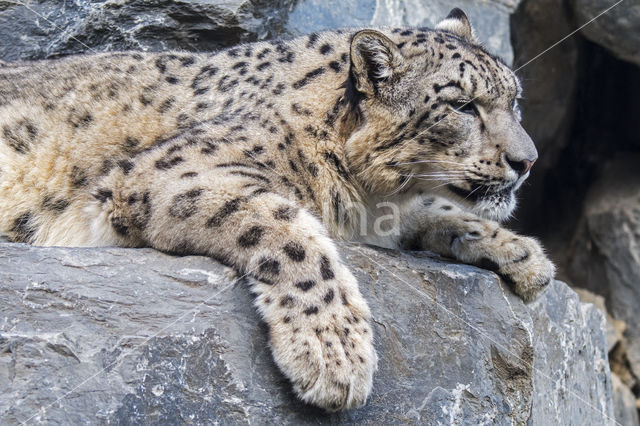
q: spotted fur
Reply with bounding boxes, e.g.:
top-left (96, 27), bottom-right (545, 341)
top-left (0, 9), bottom-right (554, 411)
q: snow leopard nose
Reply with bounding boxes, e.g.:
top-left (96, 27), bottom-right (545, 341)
top-left (506, 157), bottom-right (536, 177)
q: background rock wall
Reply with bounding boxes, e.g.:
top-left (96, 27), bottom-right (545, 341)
top-left (0, 0), bottom-right (518, 63)
top-left (1, 0), bottom-right (639, 423)
top-left (512, 1), bottom-right (640, 423)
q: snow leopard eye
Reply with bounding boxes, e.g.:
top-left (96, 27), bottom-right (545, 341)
top-left (450, 99), bottom-right (477, 116)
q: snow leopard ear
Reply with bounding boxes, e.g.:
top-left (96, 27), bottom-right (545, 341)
top-left (350, 29), bottom-right (405, 97)
top-left (435, 8), bottom-right (477, 43)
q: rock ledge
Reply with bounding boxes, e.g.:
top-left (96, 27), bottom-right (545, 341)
top-left (0, 241), bottom-right (613, 424)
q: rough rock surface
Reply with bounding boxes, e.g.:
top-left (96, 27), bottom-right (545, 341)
top-left (612, 374), bottom-right (640, 426)
top-left (576, 287), bottom-right (637, 425)
top-left (0, 0), bottom-right (297, 60)
top-left (0, 0), bottom-right (519, 64)
top-left (575, 288), bottom-right (626, 353)
top-left (0, 241), bottom-right (613, 424)
top-left (569, 155), bottom-right (640, 381)
top-left (572, 0), bottom-right (640, 67)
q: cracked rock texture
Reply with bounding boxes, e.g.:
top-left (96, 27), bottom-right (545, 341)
top-left (0, 242), bottom-right (613, 424)
top-left (0, 0), bottom-right (520, 64)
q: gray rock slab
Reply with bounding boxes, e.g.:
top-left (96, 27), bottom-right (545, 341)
top-left (569, 155), bottom-right (640, 380)
top-left (0, 241), bottom-right (613, 424)
top-left (0, 0), bottom-right (297, 60)
top-left (0, 0), bottom-right (518, 64)
top-left (575, 288), bottom-right (625, 353)
top-left (612, 374), bottom-right (640, 426)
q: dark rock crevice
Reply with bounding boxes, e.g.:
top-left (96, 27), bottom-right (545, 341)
top-left (516, 39), bottom-right (640, 258)
top-left (511, 1), bottom-right (640, 422)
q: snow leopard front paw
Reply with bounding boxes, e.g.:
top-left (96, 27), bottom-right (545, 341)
top-left (489, 235), bottom-right (555, 301)
top-left (296, 294), bottom-right (377, 411)
top-left (262, 263), bottom-right (377, 411)
top-left (450, 219), bottom-right (555, 302)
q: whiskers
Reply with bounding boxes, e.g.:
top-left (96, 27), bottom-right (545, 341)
top-left (386, 172), bottom-right (415, 196)
top-left (390, 159), bottom-right (464, 168)
top-left (429, 179), bottom-right (466, 191)
top-left (403, 172), bottom-right (466, 180)
top-left (383, 159), bottom-right (469, 197)
top-left (464, 184), bottom-right (482, 200)
top-left (385, 170), bottom-right (467, 196)
top-left (388, 160), bottom-right (466, 182)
